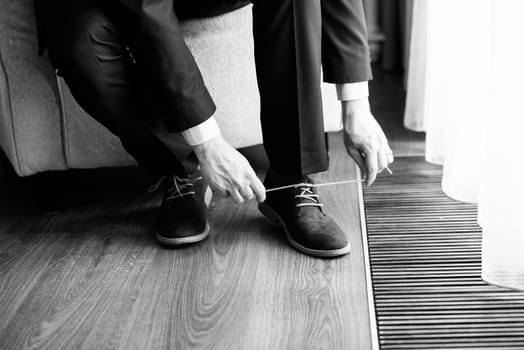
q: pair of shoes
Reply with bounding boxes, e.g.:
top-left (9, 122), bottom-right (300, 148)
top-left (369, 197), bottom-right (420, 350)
top-left (259, 174), bottom-right (351, 258)
top-left (153, 171), bottom-right (211, 246)
top-left (153, 171), bottom-right (349, 258)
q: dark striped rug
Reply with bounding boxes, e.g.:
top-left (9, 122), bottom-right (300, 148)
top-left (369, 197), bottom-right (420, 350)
top-left (362, 157), bottom-right (524, 350)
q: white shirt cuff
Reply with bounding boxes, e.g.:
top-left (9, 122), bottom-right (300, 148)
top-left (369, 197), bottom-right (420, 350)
top-left (336, 82), bottom-right (369, 101)
top-left (181, 116), bottom-right (221, 146)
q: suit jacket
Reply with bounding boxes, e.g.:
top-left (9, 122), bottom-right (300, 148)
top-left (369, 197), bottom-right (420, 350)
top-left (320, 0), bottom-right (372, 83)
top-left (34, 0), bottom-right (370, 133)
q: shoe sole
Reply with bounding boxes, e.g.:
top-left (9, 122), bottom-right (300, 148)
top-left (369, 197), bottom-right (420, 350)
top-left (156, 222), bottom-right (210, 246)
top-left (259, 203), bottom-right (351, 258)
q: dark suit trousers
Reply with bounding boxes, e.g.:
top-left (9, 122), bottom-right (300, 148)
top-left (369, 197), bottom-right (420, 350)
top-left (37, 0), bottom-right (371, 176)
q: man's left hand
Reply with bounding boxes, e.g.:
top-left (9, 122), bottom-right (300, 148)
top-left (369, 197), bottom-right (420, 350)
top-left (342, 99), bottom-right (394, 186)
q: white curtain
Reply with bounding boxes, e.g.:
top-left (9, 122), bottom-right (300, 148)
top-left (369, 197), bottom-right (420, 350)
top-left (404, 0), bottom-right (524, 290)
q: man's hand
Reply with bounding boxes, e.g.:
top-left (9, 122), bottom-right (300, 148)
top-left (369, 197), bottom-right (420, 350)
top-left (342, 99), bottom-right (394, 186)
top-left (193, 135), bottom-right (266, 204)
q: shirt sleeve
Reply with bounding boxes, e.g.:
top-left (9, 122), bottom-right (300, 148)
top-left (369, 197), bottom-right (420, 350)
top-left (336, 81), bottom-right (369, 101)
top-left (181, 116), bottom-right (221, 146)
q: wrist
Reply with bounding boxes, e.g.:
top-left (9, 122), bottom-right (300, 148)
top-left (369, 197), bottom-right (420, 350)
top-left (194, 134), bottom-right (232, 162)
top-left (193, 134), bottom-right (221, 159)
top-left (342, 99), bottom-right (371, 122)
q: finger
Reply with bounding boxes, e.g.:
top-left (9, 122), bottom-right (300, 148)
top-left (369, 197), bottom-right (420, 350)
top-left (386, 147), bottom-right (394, 164)
top-left (377, 149), bottom-right (388, 174)
top-left (213, 185), bottom-right (229, 198)
top-left (239, 186), bottom-right (255, 201)
top-left (230, 189), bottom-right (244, 204)
top-left (363, 148), bottom-right (379, 186)
top-left (249, 172), bottom-right (266, 203)
top-left (377, 128), bottom-right (394, 164)
top-left (347, 147), bottom-right (367, 178)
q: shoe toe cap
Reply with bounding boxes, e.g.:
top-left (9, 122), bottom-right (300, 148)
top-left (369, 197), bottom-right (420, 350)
top-left (158, 215), bottom-right (208, 238)
top-left (295, 217), bottom-right (349, 251)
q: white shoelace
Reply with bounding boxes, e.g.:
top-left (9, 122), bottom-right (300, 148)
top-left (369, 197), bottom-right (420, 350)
top-left (150, 177), bottom-right (367, 202)
top-left (266, 179), bottom-right (365, 193)
top-left (294, 184), bottom-right (324, 208)
top-left (148, 175), bottom-right (202, 200)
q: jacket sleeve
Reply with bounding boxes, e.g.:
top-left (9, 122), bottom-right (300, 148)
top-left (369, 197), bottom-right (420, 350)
top-left (321, 0), bottom-right (373, 84)
top-left (109, 0), bottom-right (216, 132)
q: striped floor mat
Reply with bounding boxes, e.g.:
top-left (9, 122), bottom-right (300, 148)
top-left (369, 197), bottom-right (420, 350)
top-left (362, 157), bottom-right (524, 350)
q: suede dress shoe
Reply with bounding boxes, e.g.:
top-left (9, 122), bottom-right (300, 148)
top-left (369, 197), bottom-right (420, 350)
top-left (259, 175), bottom-right (350, 258)
top-left (152, 173), bottom-right (212, 246)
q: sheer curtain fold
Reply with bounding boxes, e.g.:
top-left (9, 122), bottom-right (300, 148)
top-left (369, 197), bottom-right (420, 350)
top-left (404, 0), bottom-right (524, 290)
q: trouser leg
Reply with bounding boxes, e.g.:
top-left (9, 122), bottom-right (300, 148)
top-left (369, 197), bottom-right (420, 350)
top-left (252, 0), bottom-right (328, 177)
top-left (40, 0), bottom-right (192, 176)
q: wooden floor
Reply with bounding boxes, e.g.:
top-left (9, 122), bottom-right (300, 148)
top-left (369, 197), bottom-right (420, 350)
top-left (0, 134), bottom-right (373, 350)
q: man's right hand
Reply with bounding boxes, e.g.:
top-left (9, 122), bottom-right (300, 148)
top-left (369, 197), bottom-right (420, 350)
top-left (193, 135), bottom-right (266, 204)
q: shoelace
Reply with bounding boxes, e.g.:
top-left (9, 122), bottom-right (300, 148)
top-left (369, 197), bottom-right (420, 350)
top-left (148, 175), bottom-right (202, 200)
top-left (266, 179), bottom-right (365, 193)
top-left (295, 183), bottom-right (323, 208)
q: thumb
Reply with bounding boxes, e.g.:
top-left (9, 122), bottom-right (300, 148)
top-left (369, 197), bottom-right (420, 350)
top-left (347, 147), bottom-right (367, 179)
top-left (249, 170), bottom-right (266, 203)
